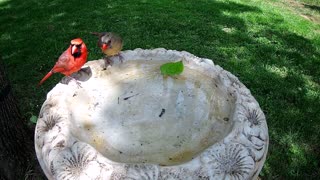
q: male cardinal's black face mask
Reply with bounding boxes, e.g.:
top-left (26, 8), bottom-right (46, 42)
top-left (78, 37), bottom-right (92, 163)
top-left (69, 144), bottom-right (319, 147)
top-left (71, 44), bottom-right (82, 58)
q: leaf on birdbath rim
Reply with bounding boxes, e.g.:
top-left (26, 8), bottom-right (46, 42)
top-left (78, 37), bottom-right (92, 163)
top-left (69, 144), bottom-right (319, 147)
top-left (160, 60), bottom-right (184, 76)
top-left (30, 115), bottom-right (37, 124)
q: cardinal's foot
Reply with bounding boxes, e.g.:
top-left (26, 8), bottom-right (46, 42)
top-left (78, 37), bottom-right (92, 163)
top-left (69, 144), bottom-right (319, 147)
top-left (103, 56), bottom-right (113, 69)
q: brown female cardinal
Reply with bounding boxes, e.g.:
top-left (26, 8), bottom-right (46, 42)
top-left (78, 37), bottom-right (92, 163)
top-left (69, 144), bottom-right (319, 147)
top-left (38, 38), bottom-right (88, 86)
top-left (91, 32), bottom-right (123, 66)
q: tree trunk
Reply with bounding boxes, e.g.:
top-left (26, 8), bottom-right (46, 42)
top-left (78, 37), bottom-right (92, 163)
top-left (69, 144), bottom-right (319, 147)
top-left (0, 56), bottom-right (34, 179)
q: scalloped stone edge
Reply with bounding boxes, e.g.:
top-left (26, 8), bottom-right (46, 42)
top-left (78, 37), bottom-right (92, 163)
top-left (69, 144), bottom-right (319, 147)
top-left (35, 48), bottom-right (268, 180)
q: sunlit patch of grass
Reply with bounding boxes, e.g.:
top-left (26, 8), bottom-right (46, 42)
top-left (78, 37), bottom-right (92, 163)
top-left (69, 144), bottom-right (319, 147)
top-left (271, 0), bottom-right (320, 24)
top-left (264, 65), bottom-right (288, 78)
top-left (0, 0), bottom-right (10, 4)
top-left (0, 0), bottom-right (10, 9)
top-left (278, 132), bottom-right (318, 177)
top-left (280, 133), bottom-right (307, 163)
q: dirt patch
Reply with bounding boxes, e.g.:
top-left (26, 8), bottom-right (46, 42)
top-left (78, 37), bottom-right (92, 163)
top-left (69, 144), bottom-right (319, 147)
top-left (300, 14), bottom-right (318, 22)
top-left (281, 0), bottom-right (320, 24)
top-left (287, 0), bottom-right (304, 8)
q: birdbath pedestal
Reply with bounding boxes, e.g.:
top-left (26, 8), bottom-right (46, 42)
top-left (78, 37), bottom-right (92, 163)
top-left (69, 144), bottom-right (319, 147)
top-left (35, 48), bottom-right (268, 180)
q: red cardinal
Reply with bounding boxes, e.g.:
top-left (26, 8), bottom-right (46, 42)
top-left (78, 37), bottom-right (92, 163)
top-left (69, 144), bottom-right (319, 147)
top-left (38, 38), bottom-right (88, 86)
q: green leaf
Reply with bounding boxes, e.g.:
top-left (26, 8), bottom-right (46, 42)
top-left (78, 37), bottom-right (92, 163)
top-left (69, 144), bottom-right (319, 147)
top-left (160, 61), bottom-right (184, 76)
top-left (30, 115), bottom-right (38, 124)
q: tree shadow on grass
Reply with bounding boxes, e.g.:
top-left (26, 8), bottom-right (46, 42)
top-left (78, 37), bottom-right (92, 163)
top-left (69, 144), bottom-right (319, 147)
top-left (222, 17), bottom-right (320, 180)
top-left (0, 0), bottom-right (320, 179)
top-left (304, 4), bottom-right (320, 12)
top-left (0, 0), bottom-right (261, 123)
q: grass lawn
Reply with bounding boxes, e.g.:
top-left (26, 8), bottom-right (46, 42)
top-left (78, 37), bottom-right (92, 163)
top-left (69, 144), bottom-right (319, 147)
top-left (297, 0), bottom-right (320, 6)
top-left (1, 0), bottom-right (320, 179)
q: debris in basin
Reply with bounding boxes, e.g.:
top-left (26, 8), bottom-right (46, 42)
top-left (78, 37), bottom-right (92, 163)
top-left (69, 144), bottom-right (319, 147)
top-left (160, 60), bottom-right (184, 76)
top-left (159, 108), bottom-right (166, 117)
top-left (123, 93), bottom-right (140, 100)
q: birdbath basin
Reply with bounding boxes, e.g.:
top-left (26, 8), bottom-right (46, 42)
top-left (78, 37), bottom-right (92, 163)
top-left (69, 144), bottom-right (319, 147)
top-left (35, 48), bottom-right (268, 180)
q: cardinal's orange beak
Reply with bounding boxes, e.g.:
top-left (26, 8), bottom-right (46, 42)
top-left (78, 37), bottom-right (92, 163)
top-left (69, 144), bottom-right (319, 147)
top-left (101, 43), bottom-right (108, 51)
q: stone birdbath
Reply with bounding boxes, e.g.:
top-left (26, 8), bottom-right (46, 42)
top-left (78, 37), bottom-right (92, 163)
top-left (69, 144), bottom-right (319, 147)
top-left (35, 48), bottom-right (268, 180)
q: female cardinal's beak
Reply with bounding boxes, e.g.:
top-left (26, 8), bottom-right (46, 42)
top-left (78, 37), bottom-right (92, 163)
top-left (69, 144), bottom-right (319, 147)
top-left (101, 43), bottom-right (108, 51)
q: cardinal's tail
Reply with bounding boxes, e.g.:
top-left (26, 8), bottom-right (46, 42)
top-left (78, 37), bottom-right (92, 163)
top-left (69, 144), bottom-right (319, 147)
top-left (38, 71), bottom-right (53, 86)
top-left (90, 32), bottom-right (101, 36)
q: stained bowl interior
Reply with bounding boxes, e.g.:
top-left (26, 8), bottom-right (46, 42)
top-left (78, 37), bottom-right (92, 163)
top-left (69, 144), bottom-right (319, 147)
top-left (69, 60), bottom-right (235, 166)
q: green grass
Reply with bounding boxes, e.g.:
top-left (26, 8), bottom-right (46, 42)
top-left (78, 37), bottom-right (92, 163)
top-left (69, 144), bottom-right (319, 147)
top-left (1, 0), bottom-right (320, 179)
